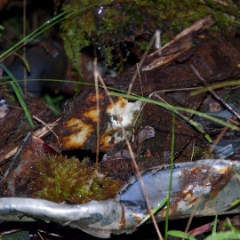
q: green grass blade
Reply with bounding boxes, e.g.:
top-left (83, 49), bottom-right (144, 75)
top-left (109, 92), bottom-right (239, 131)
top-left (137, 197), bottom-right (168, 227)
top-left (0, 11), bottom-right (67, 60)
top-left (167, 230), bottom-right (197, 240)
top-left (204, 231), bottom-right (240, 240)
top-left (1, 65), bottom-right (35, 128)
top-left (0, 3), bottom-right (102, 60)
top-left (191, 80), bottom-right (240, 96)
top-left (212, 215), bottom-right (218, 234)
top-left (2, 64), bottom-right (24, 97)
top-left (165, 111), bottom-right (175, 239)
top-left (10, 82), bottom-right (35, 128)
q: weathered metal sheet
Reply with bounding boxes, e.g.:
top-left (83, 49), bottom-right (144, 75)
top-left (0, 160), bottom-right (239, 238)
top-left (119, 159), bottom-right (240, 220)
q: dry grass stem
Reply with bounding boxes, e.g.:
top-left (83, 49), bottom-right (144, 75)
top-left (127, 30), bottom-right (157, 95)
top-left (33, 115), bottom-right (61, 150)
top-left (94, 58), bottom-right (100, 166)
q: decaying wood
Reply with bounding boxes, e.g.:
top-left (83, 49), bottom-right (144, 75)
top-left (104, 33), bottom-right (240, 96)
top-left (0, 118), bottom-right (60, 165)
top-left (141, 15), bottom-right (215, 71)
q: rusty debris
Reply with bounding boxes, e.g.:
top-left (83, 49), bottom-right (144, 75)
top-left (0, 160), bottom-right (239, 238)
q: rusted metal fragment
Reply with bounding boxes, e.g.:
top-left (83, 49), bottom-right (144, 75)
top-left (119, 160), bottom-right (240, 221)
top-left (105, 33), bottom-right (240, 96)
top-left (52, 89), bottom-right (142, 152)
top-left (0, 198), bottom-right (142, 238)
top-left (0, 160), bottom-right (239, 238)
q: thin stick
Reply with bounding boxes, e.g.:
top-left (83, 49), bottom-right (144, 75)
top-left (191, 65), bottom-right (240, 122)
top-left (93, 58), bottom-right (100, 166)
top-left (183, 194), bottom-right (203, 238)
top-left (37, 231), bottom-right (44, 240)
top-left (190, 138), bottom-right (195, 162)
top-left (97, 71), bottom-right (164, 240)
top-left (4, 132), bottom-right (31, 177)
top-left (127, 30), bottom-right (158, 95)
top-left (33, 115), bottom-right (61, 150)
top-left (209, 126), bottom-right (229, 155)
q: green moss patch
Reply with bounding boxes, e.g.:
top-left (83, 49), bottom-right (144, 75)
top-left (30, 154), bottom-right (124, 203)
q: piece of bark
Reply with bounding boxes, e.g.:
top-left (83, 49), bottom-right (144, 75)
top-left (141, 15), bottom-right (215, 71)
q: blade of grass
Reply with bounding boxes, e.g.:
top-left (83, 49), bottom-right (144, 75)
top-left (165, 111), bottom-right (175, 239)
top-left (1, 64), bottom-right (35, 128)
top-left (167, 230), bottom-right (197, 240)
top-left (0, 3), bottom-right (112, 61)
top-left (151, 92), bottom-right (212, 143)
top-left (0, 10), bottom-right (67, 60)
top-left (13, 52), bottom-right (30, 72)
top-left (191, 80), bottom-right (240, 96)
top-left (222, 218), bottom-right (240, 233)
top-left (109, 92), bottom-right (239, 131)
top-left (204, 231), bottom-right (240, 240)
top-left (212, 215), bottom-right (218, 234)
top-left (136, 197), bottom-right (168, 227)
top-left (2, 64), bottom-right (24, 97)
top-left (10, 82), bottom-right (35, 128)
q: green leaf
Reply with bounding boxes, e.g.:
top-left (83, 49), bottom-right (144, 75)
top-left (204, 231), bottom-right (240, 240)
top-left (167, 230), bottom-right (197, 240)
top-left (1, 64), bottom-right (34, 128)
top-left (212, 214), bottom-right (218, 234)
top-left (137, 197), bottom-right (168, 227)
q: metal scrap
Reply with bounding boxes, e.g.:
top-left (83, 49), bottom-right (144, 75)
top-left (0, 160), bottom-right (239, 238)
